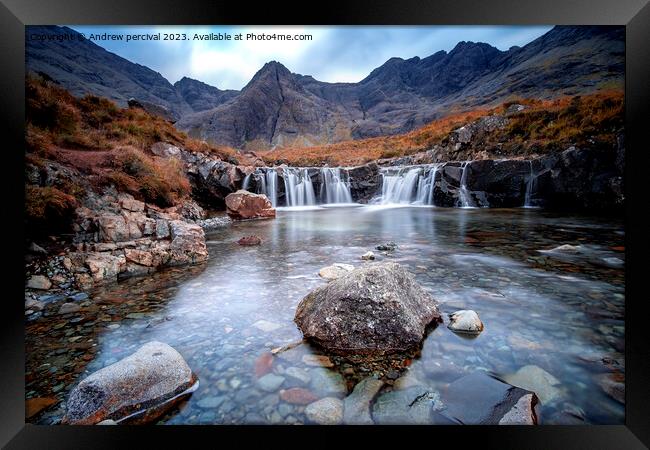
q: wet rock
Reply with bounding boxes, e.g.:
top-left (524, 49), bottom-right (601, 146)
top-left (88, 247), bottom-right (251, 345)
top-left (442, 372), bottom-right (538, 425)
top-left (302, 354), bottom-right (334, 368)
top-left (257, 373), bottom-right (285, 392)
top-left (503, 365), bottom-right (561, 404)
top-left (254, 353), bottom-right (274, 378)
top-left (361, 251), bottom-right (375, 261)
top-left (284, 367), bottom-right (311, 385)
top-left (305, 397), bottom-right (344, 425)
top-left (58, 303), bottom-right (81, 315)
top-left (279, 387), bottom-right (319, 405)
top-left (196, 396), bottom-right (225, 409)
top-left (97, 419), bottom-right (117, 425)
top-left (225, 190), bottom-right (276, 220)
top-left (26, 397), bottom-right (58, 419)
top-left (498, 394), bottom-right (537, 425)
top-left (343, 377), bottom-right (384, 424)
top-left (318, 263), bottom-right (354, 280)
top-left (27, 275), bottom-right (52, 290)
top-left (309, 368), bottom-right (346, 396)
top-left (376, 242), bottom-right (397, 251)
top-left (295, 262), bottom-right (443, 355)
top-left (448, 310), bottom-right (484, 335)
top-left (595, 372), bottom-right (624, 404)
top-left (372, 387), bottom-right (442, 424)
top-left (237, 235), bottom-right (262, 246)
top-left (62, 341), bottom-right (198, 425)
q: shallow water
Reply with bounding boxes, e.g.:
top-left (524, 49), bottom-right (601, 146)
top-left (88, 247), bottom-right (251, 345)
top-left (26, 206), bottom-right (625, 425)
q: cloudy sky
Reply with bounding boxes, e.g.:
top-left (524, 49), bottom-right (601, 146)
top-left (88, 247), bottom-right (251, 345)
top-left (70, 25), bottom-right (553, 90)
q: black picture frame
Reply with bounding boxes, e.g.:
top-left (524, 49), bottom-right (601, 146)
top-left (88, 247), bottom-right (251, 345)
top-left (2, 0), bottom-right (649, 448)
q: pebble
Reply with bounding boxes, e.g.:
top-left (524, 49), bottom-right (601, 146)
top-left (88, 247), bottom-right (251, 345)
top-left (305, 397), bottom-right (344, 425)
top-left (257, 373), bottom-right (285, 392)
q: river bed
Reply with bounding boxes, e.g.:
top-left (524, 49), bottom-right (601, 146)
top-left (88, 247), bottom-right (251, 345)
top-left (25, 206), bottom-right (625, 425)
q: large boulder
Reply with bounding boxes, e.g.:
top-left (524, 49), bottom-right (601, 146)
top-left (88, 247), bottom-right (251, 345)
top-left (294, 262), bottom-right (442, 355)
top-left (225, 190), bottom-right (276, 220)
top-left (62, 341), bottom-right (198, 425)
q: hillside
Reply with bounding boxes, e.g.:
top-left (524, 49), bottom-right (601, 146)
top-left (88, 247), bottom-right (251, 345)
top-left (27, 25), bottom-right (624, 151)
top-left (262, 90), bottom-right (624, 166)
top-left (24, 75), bottom-right (245, 237)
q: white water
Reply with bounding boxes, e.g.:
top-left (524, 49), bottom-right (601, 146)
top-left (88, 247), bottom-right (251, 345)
top-left (257, 170), bottom-right (278, 207)
top-left (255, 167), bottom-right (354, 207)
top-left (458, 162), bottom-right (473, 208)
top-left (377, 164), bottom-right (441, 205)
top-left (283, 168), bottom-right (316, 207)
top-left (523, 160), bottom-right (537, 208)
top-left (242, 174), bottom-right (252, 192)
top-left (320, 168), bottom-right (353, 204)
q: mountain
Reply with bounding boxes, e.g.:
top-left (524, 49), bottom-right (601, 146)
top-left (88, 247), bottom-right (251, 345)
top-left (26, 25), bottom-right (624, 150)
top-left (25, 26), bottom-right (235, 119)
top-left (173, 77), bottom-right (238, 112)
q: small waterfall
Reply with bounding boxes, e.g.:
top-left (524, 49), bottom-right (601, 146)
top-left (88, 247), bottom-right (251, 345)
top-left (524, 160), bottom-right (537, 208)
top-left (320, 168), bottom-right (353, 204)
top-left (242, 173), bottom-right (252, 191)
top-left (376, 164), bottom-right (441, 205)
top-left (380, 167), bottom-right (422, 204)
top-left (458, 162), bottom-right (473, 208)
top-left (257, 169), bottom-right (278, 207)
top-left (416, 165), bottom-right (439, 205)
top-left (283, 168), bottom-right (316, 207)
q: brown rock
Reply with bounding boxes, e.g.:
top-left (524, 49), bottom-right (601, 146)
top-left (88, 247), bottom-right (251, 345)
top-left (118, 194), bottom-right (145, 212)
top-left (124, 249), bottom-right (155, 267)
top-left (168, 220), bottom-right (209, 265)
top-left (26, 397), bottom-right (58, 419)
top-left (254, 353), bottom-right (274, 378)
top-left (85, 253), bottom-right (127, 283)
top-left (97, 214), bottom-right (129, 242)
top-left (225, 190), bottom-right (276, 220)
top-left (280, 388), bottom-right (319, 405)
top-left (238, 235), bottom-right (262, 246)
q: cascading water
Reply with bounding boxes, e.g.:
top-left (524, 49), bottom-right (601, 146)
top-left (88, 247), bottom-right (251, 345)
top-left (255, 167), bottom-right (354, 207)
top-left (458, 162), bottom-right (473, 208)
top-left (523, 160), bottom-right (537, 208)
top-left (257, 170), bottom-right (278, 207)
top-left (376, 164), bottom-right (441, 205)
top-left (242, 174), bottom-right (252, 192)
top-left (320, 168), bottom-right (353, 204)
top-left (283, 168), bottom-right (316, 207)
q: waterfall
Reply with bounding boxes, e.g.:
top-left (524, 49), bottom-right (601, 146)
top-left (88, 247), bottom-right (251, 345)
top-left (524, 160), bottom-right (537, 208)
top-left (242, 173), bottom-right (252, 191)
top-left (257, 169), bottom-right (278, 207)
top-left (458, 162), bottom-right (473, 208)
top-left (376, 164), bottom-right (440, 205)
top-left (320, 168), bottom-right (353, 204)
top-left (283, 168), bottom-right (316, 207)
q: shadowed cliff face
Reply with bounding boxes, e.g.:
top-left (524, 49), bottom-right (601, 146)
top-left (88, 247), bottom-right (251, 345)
top-left (27, 25), bottom-right (624, 150)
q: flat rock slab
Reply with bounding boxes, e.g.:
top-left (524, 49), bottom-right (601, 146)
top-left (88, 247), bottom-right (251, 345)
top-left (372, 386), bottom-right (444, 425)
top-left (295, 262), bottom-right (442, 355)
top-left (503, 365), bottom-right (561, 404)
top-left (441, 372), bottom-right (538, 425)
top-left (62, 341), bottom-right (197, 424)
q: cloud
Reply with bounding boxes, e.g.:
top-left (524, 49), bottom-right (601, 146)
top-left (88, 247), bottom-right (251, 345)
top-left (70, 25), bottom-right (553, 90)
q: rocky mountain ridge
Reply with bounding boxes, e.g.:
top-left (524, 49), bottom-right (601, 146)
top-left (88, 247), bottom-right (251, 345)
top-left (27, 25), bottom-right (624, 149)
